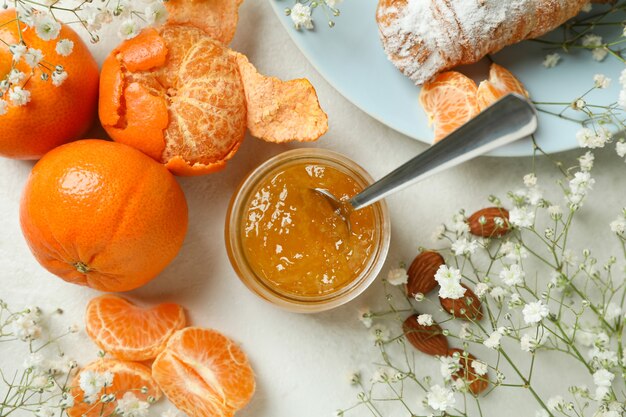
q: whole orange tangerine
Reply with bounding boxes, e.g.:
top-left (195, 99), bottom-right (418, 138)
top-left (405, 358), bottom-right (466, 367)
top-left (0, 9), bottom-right (99, 159)
top-left (19, 139), bottom-right (188, 292)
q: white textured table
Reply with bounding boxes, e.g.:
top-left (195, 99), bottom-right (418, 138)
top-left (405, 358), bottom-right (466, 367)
top-left (1, 2), bottom-right (625, 417)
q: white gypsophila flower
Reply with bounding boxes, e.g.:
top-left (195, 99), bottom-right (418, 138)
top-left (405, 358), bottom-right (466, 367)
top-left (34, 14), bottom-right (61, 41)
top-left (619, 90), bottom-right (626, 111)
top-left (11, 309), bottom-right (41, 340)
top-left (369, 323), bottom-right (390, 343)
top-left (489, 286), bottom-right (507, 302)
top-left (581, 2), bottom-right (592, 12)
top-left (0, 99), bottom-right (7, 116)
top-left (592, 48), bottom-right (608, 61)
top-left (386, 267), bottom-right (408, 286)
top-left (452, 220), bottom-right (470, 236)
top-left (508, 293), bottom-right (523, 308)
top-left (439, 355), bottom-right (461, 380)
top-left (116, 392), bottom-right (150, 417)
top-left (523, 173), bottom-right (538, 187)
top-left (582, 34), bottom-right (602, 47)
top-left (290, 3), bottom-right (314, 30)
top-left (547, 395), bottom-right (565, 412)
top-left (593, 369), bottom-right (614, 387)
top-left (616, 142), bottom-right (626, 158)
top-left (459, 323), bottom-right (471, 340)
top-left (547, 205), bottom-right (563, 219)
top-left (7, 69), bottom-right (25, 85)
top-left (417, 314), bottom-right (433, 326)
top-left (9, 44), bottom-right (27, 62)
top-left (522, 301), bottom-right (550, 324)
top-left (471, 360), bottom-right (488, 376)
top-left (588, 347), bottom-right (618, 368)
top-left (451, 237), bottom-right (478, 256)
top-left (543, 53), bottom-right (561, 68)
top-left (55, 39), bottom-right (74, 56)
top-left (604, 302), bottom-right (622, 320)
top-left (499, 264), bottom-right (525, 287)
top-left (326, 0), bottom-right (343, 7)
top-left (620, 68), bottom-right (626, 86)
top-left (474, 283), bottom-right (489, 298)
top-left (51, 70), bottom-right (68, 87)
top-left (432, 224), bottom-right (446, 241)
top-left (118, 19), bottom-right (139, 39)
top-left (573, 98), bottom-right (586, 111)
top-left (579, 151), bottom-right (595, 171)
top-left (59, 394), bottom-right (75, 409)
top-left (520, 333), bottom-right (537, 352)
top-left (426, 384), bottom-right (455, 412)
top-left (569, 171), bottom-right (595, 205)
top-left (483, 330), bottom-right (502, 349)
top-left (593, 74), bottom-right (611, 89)
top-left (35, 406), bottom-right (54, 417)
top-left (358, 308), bottom-right (373, 329)
top-left (24, 48), bottom-right (43, 68)
top-left (145, 2), bottom-right (168, 26)
top-left (509, 206), bottom-right (535, 228)
top-left (79, 370), bottom-right (107, 397)
top-left (439, 279), bottom-right (466, 300)
top-left (609, 217), bottom-right (625, 234)
top-left (577, 127), bottom-right (611, 149)
top-left (371, 368), bottom-right (388, 383)
top-left (499, 241), bottom-right (528, 262)
top-left (23, 352), bottom-right (47, 372)
top-left (102, 371), bottom-right (114, 387)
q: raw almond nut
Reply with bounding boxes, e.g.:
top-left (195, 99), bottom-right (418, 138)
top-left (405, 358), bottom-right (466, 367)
top-left (406, 251), bottom-right (444, 297)
top-left (402, 314), bottom-right (449, 356)
top-left (439, 284), bottom-right (483, 321)
top-left (467, 207), bottom-right (510, 237)
top-left (448, 348), bottom-right (489, 395)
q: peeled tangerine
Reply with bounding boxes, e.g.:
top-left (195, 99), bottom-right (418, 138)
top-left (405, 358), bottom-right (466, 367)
top-left (152, 327), bottom-right (255, 417)
top-left (99, 0), bottom-right (328, 176)
top-left (419, 63), bottom-right (529, 142)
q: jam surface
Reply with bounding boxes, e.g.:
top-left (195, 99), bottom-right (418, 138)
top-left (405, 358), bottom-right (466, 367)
top-left (242, 162), bottom-right (377, 297)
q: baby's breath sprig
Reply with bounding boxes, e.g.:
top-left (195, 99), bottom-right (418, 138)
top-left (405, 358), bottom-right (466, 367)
top-left (282, 0), bottom-right (343, 30)
top-left (341, 142), bottom-right (626, 417)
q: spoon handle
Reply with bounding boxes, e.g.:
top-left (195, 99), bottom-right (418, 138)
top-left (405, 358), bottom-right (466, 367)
top-left (348, 93), bottom-right (538, 211)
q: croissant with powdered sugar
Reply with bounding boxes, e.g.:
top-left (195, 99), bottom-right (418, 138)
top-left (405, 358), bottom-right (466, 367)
top-left (376, 0), bottom-right (594, 85)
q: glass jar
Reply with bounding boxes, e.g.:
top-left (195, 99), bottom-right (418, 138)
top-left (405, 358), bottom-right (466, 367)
top-left (225, 148), bottom-right (390, 313)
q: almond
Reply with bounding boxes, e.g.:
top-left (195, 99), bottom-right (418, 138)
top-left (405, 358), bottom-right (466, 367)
top-left (467, 207), bottom-right (510, 237)
top-left (406, 251), bottom-right (444, 297)
top-left (439, 284), bottom-right (483, 321)
top-left (448, 348), bottom-right (489, 395)
top-left (402, 314), bottom-right (449, 356)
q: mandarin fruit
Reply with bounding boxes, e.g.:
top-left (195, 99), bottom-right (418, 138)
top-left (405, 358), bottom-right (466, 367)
top-left (68, 359), bottom-right (161, 417)
top-left (419, 71), bottom-right (480, 142)
top-left (0, 9), bottom-right (99, 159)
top-left (19, 140), bottom-right (188, 292)
top-left (99, 22), bottom-right (327, 177)
top-left (152, 327), bottom-right (255, 417)
top-left (85, 295), bottom-right (186, 361)
top-left (477, 63), bottom-right (530, 111)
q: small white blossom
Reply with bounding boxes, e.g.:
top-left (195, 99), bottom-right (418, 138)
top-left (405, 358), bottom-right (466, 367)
top-left (520, 333), bottom-right (537, 352)
top-left (439, 355), bottom-right (461, 380)
top-left (432, 224), bottom-right (446, 241)
top-left (522, 301), bottom-right (550, 324)
top-left (588, 347), bottom-right (618, 368)
top-left (451, 238), bottom-right (478, 256)
top-left (489, 286), bottom-right (507, 302)
top-left (471, 360), bottom-right (488, 376)
top-left (547, 396), bottom-right (565, 412)
top-left (459, 323), bottom-right (471, 340)
top-left (51, 70), bottom-right (68, 87)
top-left (593, 74), bottom-right (611, 89)
top-left (358, 308), bottom-right (373, 329)
top-left (34, 14), bottom-right (61, 41)
top-left (79, 370), bottom-right (108, 398)
top-left (569, 171), bottom-right (595, 205)
top-left (9, 44), bottom-right (27, 62)
top-left (499, 264), bottom-right (525, 287)
top-left (577, 127), bottom-right (611, 149)
top-left (483, 330), bottom-right (502, 349)
top-left (435, 264), bottom-right (466, 300)
top-left (55, 39), bottom-right (74, 56)
top-left (523, 173), bottom-right (537, 187)
top-left (426, 384), bottom-right (455, 412)
top-left (145, 2), bottom-right (168, 26)
top-left (474, 283), bottom-right (489, 298)
top-left (0, 99), bottom-right (7, 116)
top-left (581, 3), bottom-right (592, 12)
top-left (593, 369), bottom-right (614, 387)
top-left (582, 34), bottom-right (607, 61)
top-left (116, 392), bottom-right (150, 417)
top-left (417, 314), bottom-right (433, 327)
top-left (542, 52), bottom-right (561, 68)
top-left (548, 205), bottom-right (563, 220)
top-left (290, 3), bottom-right (314, 30)
top-left (509, 206), bottom-right (534, 228)
top-left (24, 48), bottom-right (43, 68)
top-left (59, 394), bottom-right (75, 409)
top-left (11, 309), bottom-right (41, 340)
top-left (592, 48), bottom-right (608, 61)
top-left (609, 217), bottom-right (625, 234)
top-left (619, 90), bottom-right (626, 110)
top-left (35, 406), bottom-right (54, 417)
top-left (118, 18), bottom-right (139, 39)
top-left (371, 368), bottom-right (388, 383)
top-left (604, 302), bottom-right (622, 320)
top-left (7, 69), bottom-right (25, 85)
top-left (386, 268), bottom-right (408, 286)
top-left (579, 151), bottom-right (595, 172)
top-left (616, 141), bottom-right (626, 158)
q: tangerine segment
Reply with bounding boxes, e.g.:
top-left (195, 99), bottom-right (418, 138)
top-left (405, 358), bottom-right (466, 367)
top-left (85, 295), bottom-right (186, 361)
top-left (419, 71), bottom-right (480, 143)
top-left (235, 53), bottom-right (329, 143)
top-left (477, 63), bottom-right (529, 111)
top-left (152, 328), bottom-right (255, 417)
top-left (165, 0), bottom-right (243, 45)
top-left (68, 359), bottom-right (161, 417)
top-left (99, 25), bottom-right (247, 176)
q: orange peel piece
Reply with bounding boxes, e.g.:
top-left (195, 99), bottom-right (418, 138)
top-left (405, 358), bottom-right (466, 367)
top-left (165, 0), bottom-right (243, 45)
top-left (477, 63), bottom-right (529, 111)
top-left (117, 28), bottom-right (168, 72)
top-left (99, 54), bottom-right (124, 127)
top-left (235, 53), bottom-right (329, 143)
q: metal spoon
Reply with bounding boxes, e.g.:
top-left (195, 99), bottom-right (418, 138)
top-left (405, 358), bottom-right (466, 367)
top-left (313, 93), bottom-right (538, 233)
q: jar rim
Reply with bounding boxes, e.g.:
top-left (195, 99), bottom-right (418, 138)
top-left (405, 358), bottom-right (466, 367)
top-left (225, 148), bottom-right (391, 313)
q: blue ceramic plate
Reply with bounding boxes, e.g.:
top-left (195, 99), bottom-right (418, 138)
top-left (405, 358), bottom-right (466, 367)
top-left (269, 0), bottom-right (624, 156)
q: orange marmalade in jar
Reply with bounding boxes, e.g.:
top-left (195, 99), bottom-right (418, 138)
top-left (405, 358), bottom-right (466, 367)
top-left (226, 149), bottom-right (390, 313)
